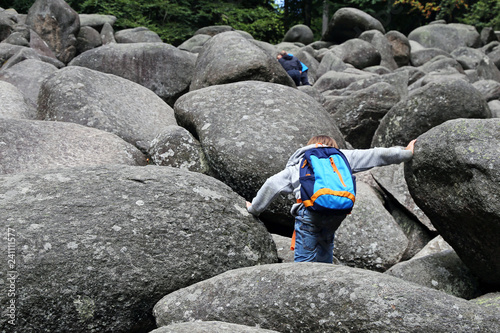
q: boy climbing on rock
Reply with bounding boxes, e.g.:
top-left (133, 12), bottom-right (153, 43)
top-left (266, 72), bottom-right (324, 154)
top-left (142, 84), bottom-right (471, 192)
top-left (246, 135), bottom-right (416, 263)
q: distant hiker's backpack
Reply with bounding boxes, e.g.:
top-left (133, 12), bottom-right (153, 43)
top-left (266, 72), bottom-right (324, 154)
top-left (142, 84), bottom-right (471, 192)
top-left (299, 147), bottom-right (356, 214)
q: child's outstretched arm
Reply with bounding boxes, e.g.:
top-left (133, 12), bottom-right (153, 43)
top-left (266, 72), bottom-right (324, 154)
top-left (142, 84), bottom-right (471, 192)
top-left (343, 140), bottom-right (416, 173)
top-left (246, 168), bottom-right (293, 216)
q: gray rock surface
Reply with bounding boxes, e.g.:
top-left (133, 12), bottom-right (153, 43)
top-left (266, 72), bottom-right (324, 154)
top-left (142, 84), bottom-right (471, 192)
top-left (326, 82), bottom-right (401, 148)
top-left (0, 58), bottom-right (58, 108)
top-left (37, 66), bottom-right (177, 152)
top-left (386, 250), bottom-right (482, 299)
top-left (0, 80), bottom-right (36, 119)
top-left (150, 321), bottom-right (282, 333)
top-left (0, 118), bottom-right (146, 175)
top-left (76, 26), bottom-right (102, 53)
top-left (175, 81), bottom-right (345, 200)
top-left (115, 26), bottom-right (163, 43)
top-left (370, 164), bottom-right (433, 231)
top-left (385, 30), bottom-right (411, 67)
top-left (336, 38), bottom-right (381, 69)
top-left (405, 118), bottom-right (500, 286)
top-left (25, 0), bottom-right (79, 63)
top-left (189, 31), bottom-right (293, 90)
top-left (471, 293), bottom-right (500, 315)
top-left (0, 165), bottom-right (278, 332)
top-left (359, 29), bottom-right (398, 70)
top-left (283, 24), bottom-right (314, 45)
top-left (408, 23), bottom-right (480, 54)
top-left (79, 13), bottom-right (116, 30)
top-left (175, 81), bottom-right (346, 227)
top-left (322, 7), bottom-right (385, 43)
top-left (334, 182), bottom-right (408, 271)
top-left (148, 125), bottom-right (209, 174)
top-left (69, 42), bottom-right (197, 106)
top-left (154, 263), bottom-right (500, 333)
top-left (372, 79), bottom-right (491, 147)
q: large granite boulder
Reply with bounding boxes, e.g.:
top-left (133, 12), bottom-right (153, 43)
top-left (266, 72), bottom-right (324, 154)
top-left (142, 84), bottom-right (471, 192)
top-left (68, 42), bottom-right (197, 106)
top-left (334, 182), bottom-right (409, 271)
top-left (385, 30), bottom-right (411, 67)
top-left (78, 13), bottom-right (116, 30)
top-left (359, 29), bottom-right (398, 70)
top-left (0, 80), bottom-right (36, 119)
top-left (0, 165), bottom-right (278, 332)
top-left (0, 119), bottom-right (146, 175)
top-left (25, 0), bottom-right (80, 64)
top-left (372, 79), bottom-right (491, 147)
top-left (283, 24), bottom-right (314, 45)
top-left (322, 7), bottom-right (385, 43)
top-left (471, 293), bottom-right (500, 315)
top-left (408, 23), bottom-right (481, 54)
top-left (150, 321), bottom-right (281, 333)
top-left (154, 263), bottom-right (500, 332)
top-left (189, 31), bottom-right (293, 91)
top-left (115, 26), bottom-right (162, 43)
top-left (174, 81), bottom-right (345, 226)
top-left (325, 82), bottom-right (401, 148)
top-left (0, 58), bottom-right (58, 108)
top-left (0, 9), bottom-right (17, 41)
top-left (385, 250), bottom-right (482, 300)
top-left (175, 81), bottom-right (345, 201)
top-left (405, 118), bottom-right (500, 287)
top-left (313, 70), bottom-right (373, 93)
top-left (316, 50), bottom-right (348, 78)
top-left (177, 34), bottom-right (211, 53)
top-left (334, 38), bottom-right (381, 69)
top-left (75, 25), bottom-right (102, 53)
top-left (370, 163), bottom-right (433, 231)
top-left (37, 66), bottom-right (177, 153)
top-left (147, 125), bottom-right (209, 174)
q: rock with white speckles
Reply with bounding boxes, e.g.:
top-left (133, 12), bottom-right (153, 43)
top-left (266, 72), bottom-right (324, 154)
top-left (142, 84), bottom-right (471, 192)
top-left (68, 42), bottom-right (197, 106)
top-left (25, 0), bottom-right (80, 64)
top-left (0, 80), bottom-right (36, 119)
top-left (153, 263), bottom-right (500, 333)
top-left (372, 79), bottom-right (491, 147)
top-left (174, 80), bottom-right (346, 226)
top-left (334, 182), bottom-right (408, 271)
top-left (385, 250), bottom-right (482, 299)
top-left (370, 163), bottom-right (434, 232)
top-left (0, 118), bottom-right (146, 175)
top-left (189, 31), bottom-right (294, 91)
top-left (148, 125), bottom-right (209, 174)
top-left (150, 321), bottom-right (282, 333)
top-left (471, 292), bottom-right (500, 315)
top-left (0, 165), bottom-right (278, 332)
top-left (37, 66), bottom-right (177, 153)
top-left (404, 118), bottom-right (500, 287)
top-left (0, 58), bottom-right (58, 108)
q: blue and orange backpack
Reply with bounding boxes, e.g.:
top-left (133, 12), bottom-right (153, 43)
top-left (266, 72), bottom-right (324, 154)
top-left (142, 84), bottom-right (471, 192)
top-left (290, 146), bottom-right (356, 250)
top-left (298, 146), bottom-right (356, 215)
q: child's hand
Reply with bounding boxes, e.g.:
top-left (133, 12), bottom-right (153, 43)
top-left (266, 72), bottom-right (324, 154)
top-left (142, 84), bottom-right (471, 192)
top-left (246, 201), bottom-right (252, 209)
top-left (405, 139), bottom-right (416, 154)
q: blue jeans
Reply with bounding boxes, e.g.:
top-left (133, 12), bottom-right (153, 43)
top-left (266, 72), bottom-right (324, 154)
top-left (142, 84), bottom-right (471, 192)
top-left (294, 207), bottom-right (346, 263)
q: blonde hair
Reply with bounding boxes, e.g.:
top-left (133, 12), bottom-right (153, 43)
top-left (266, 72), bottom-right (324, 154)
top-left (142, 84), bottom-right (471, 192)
top-left (307, 135), bottom-right (339, 148)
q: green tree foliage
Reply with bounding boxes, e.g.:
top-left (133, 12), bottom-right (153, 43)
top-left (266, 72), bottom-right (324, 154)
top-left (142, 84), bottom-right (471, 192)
top-left (460, 0), bottom-right (500, 30)
top-left (2, 0), bottom-right (283, 45)
top-left (2, 0), bottom-right (499, 44)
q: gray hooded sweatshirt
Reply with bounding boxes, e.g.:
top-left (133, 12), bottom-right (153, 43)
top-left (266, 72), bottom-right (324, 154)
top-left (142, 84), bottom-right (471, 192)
top-left (247, 144), bottom-right (413, 217)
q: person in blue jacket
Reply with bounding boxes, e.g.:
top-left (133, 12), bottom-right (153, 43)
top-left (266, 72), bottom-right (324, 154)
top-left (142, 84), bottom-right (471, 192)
top-left (277, 50), bottom-right (311, 86)
top-left (277, 50), bottom-right (302, 86)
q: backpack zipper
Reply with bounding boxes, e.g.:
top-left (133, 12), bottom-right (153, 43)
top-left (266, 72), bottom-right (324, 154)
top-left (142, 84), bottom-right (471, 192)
top-left (330, 157), bottom-right (347, 187)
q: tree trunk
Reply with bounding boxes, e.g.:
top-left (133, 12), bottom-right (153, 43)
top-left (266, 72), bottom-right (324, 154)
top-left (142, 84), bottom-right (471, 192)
top-left (304, 0), bottom-right (312, 26)
top-left (322, 0), bottom-right (329, 35)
